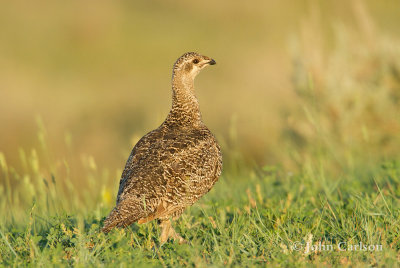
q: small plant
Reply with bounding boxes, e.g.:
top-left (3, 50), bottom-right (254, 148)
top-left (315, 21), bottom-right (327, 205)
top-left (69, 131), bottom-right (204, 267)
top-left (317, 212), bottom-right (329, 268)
top-left (282, 3), bottom-right (400, 174)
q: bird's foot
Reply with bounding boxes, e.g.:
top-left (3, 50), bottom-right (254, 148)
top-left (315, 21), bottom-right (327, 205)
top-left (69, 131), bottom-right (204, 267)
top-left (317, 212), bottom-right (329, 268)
top-left (172, 232), bottom-right (187, 244)
top-left (159, 220), bottom-right (188, 245)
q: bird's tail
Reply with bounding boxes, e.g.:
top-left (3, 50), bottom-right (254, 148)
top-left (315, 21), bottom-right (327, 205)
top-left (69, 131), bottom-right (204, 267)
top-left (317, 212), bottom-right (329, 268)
top-left (102, 207), bottom-right (121, 233)
top-left (102, 201), bottom-right (145, 233)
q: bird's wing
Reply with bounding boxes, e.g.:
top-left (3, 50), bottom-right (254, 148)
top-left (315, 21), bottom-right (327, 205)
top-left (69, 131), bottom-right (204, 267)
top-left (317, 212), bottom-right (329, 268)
top-left (116, 129), bottom-right (164, 203)
top-left (111, 127), bottom-right (222, 224)
top-left (157, 128), bottom-right (222, 208)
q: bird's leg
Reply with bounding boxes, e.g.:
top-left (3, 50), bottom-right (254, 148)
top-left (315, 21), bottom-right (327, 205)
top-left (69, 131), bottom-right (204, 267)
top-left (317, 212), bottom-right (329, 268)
top-left (159, 220), bottom-right (171, 245)
top-left (159, 219), bottom-right (187, 245)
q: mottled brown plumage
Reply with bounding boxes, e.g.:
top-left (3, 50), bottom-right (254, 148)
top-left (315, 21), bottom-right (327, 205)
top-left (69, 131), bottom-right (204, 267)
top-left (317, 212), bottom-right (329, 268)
top-left (102, 52), bottom-right (222, 244)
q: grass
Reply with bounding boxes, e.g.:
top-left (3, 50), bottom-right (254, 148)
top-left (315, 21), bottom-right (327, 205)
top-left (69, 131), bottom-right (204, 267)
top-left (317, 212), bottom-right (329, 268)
top-left (1, 148), bottom-right (399, 266)
top-left (1, 1), bottom-right (400, 266)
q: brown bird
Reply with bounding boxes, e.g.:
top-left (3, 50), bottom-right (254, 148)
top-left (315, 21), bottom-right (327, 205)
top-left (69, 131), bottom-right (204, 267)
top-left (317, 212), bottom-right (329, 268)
top-left (102, 52), bottom-right (222, 244)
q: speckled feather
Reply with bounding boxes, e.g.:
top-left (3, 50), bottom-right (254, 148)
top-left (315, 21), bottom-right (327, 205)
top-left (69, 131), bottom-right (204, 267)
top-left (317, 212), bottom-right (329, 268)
top-left (102, 52), bottom-right (222, 234)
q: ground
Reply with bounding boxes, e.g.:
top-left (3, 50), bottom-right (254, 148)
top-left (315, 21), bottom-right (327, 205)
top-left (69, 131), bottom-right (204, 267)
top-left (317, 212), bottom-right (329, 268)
top-left (1, 160), bottom-right (399, 267)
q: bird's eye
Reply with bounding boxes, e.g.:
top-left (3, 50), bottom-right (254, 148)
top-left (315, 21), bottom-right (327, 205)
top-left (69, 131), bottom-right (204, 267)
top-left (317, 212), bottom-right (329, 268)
top-left (192, 59), bottom-right (199, 64)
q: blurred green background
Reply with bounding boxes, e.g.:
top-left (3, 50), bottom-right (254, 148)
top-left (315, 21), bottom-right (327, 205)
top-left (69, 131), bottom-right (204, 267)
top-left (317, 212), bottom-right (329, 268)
top-left (1, 0), bottom-right (400, 214)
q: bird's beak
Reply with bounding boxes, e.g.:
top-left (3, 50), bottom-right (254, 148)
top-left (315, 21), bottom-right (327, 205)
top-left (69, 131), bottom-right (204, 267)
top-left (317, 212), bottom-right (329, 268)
top-left (208, 59), bottom-right (216, 65)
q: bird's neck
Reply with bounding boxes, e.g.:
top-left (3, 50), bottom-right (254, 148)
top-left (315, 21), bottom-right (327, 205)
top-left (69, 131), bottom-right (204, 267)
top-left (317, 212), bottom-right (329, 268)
top-left (165, 73), bottom-right (202, 127)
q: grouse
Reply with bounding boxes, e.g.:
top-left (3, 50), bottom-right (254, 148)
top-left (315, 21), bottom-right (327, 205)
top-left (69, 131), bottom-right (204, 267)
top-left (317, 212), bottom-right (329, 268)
top-left (102, 52), bottom-right (222, 244)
